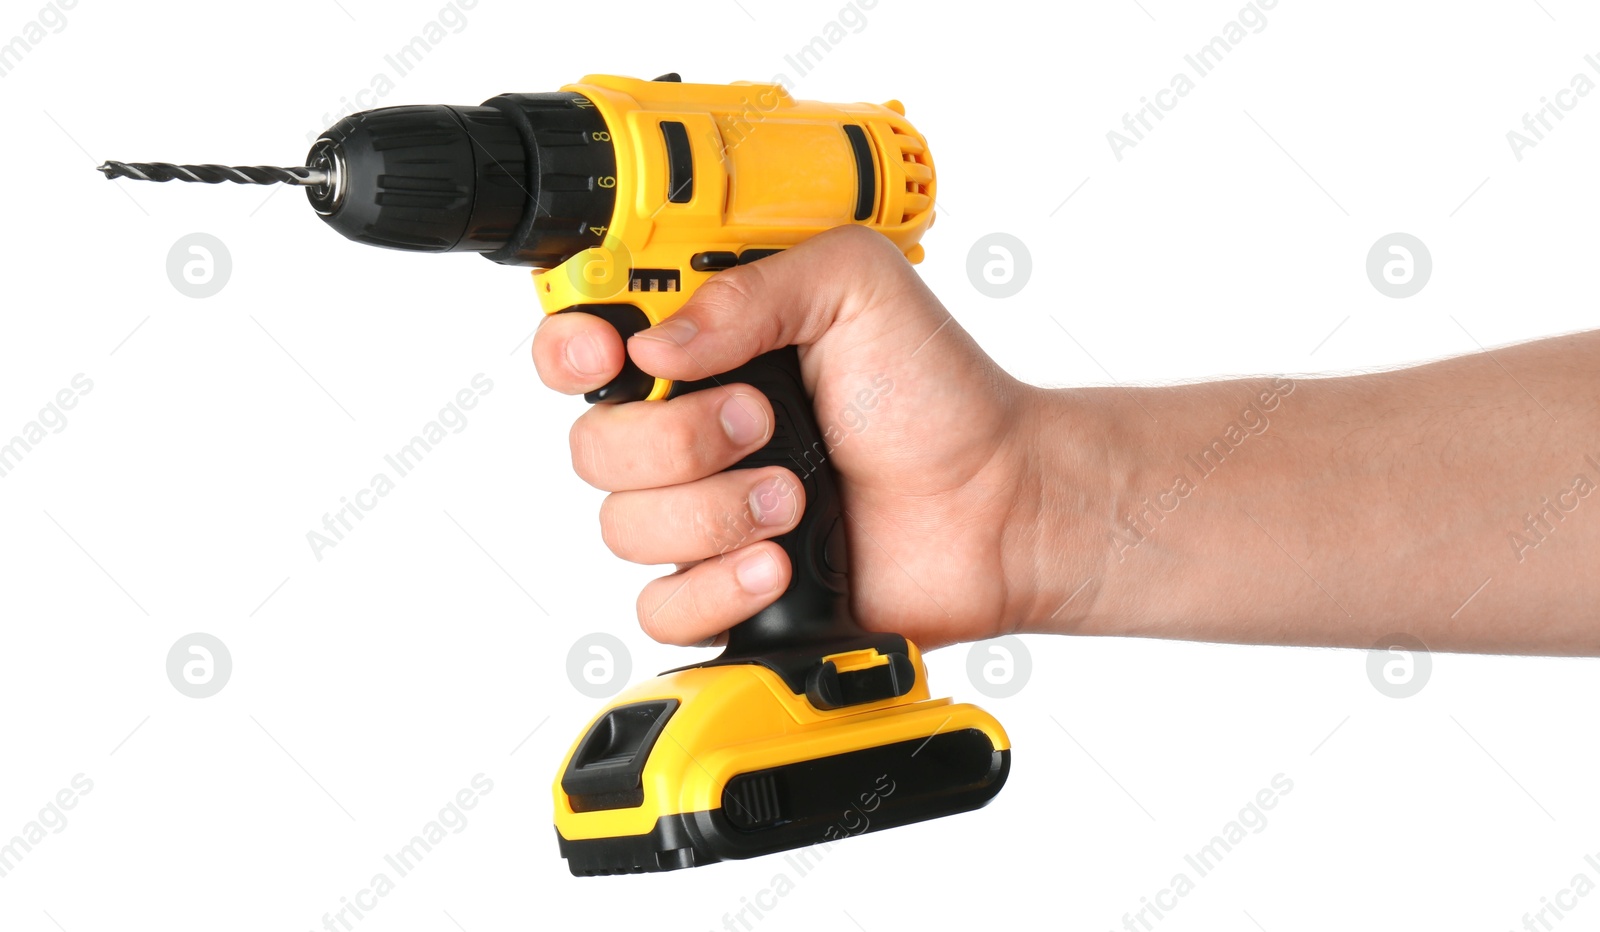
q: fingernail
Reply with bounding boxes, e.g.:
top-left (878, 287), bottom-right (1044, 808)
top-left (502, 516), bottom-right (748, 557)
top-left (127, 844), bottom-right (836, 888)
top-left (720, 394), bottom-right (769, 446)
top-left (692, 634), bottom-right (723, 649)
top-left (634, 317), bottom-right (699, 346)
top-left (735, 549), bottom-right (782, 595)
top-left (749, 476), bottom-right (796, 527)
top-left (563, 332), bottom-right (604, 376)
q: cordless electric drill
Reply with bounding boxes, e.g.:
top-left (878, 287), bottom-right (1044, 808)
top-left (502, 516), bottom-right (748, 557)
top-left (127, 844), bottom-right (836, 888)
top-left (102, 73), bottom-right (1010, 875)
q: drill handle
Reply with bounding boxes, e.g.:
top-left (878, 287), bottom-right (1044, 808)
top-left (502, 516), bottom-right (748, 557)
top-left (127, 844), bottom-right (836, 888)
top-left (668, 345), bottom-right (864, 654)
top-left (565, 303), bottom-right (916, 708)
top-left (561, 304), bottom-right (868, 652)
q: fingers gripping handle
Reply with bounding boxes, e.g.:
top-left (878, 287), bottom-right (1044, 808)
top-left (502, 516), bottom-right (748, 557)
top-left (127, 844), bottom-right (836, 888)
top-left (669, 345), bottom-right (866, 655)
top-left (560, 304), bottom-right (868, 656)
top-left (567, 306), bottom-right (914, 708)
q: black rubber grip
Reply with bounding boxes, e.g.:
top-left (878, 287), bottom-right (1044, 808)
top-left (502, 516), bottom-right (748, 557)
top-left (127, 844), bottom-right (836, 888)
top-left (669, 347), bottom-right (866, 654)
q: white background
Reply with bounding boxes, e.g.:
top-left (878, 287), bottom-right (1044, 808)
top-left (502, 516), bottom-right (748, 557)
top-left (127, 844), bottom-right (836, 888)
top-left (2, 1), bottom-right (1598, 930)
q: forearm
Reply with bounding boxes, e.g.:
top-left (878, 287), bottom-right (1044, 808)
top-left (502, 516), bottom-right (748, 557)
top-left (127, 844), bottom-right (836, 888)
top-left (1033, 330), bottom-right (1600, 654)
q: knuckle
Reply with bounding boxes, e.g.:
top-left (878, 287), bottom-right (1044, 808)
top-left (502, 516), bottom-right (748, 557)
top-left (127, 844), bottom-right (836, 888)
top-left (670, 493), bottom-right (712, 549)
top-left (825, 225), bottom-right (910, 288)
top-left (637, 572), bottom-right (696, 643)
top-left (823, 224), bottom-right (893, 265)
top-left (597, 495), bottom-right (635, 559)
top-left (826, 223), bottom-right (880, 248)
top-left (654, 411), bottom-right (708, 468)
top-left (694, 494), bottom-right (748, 556)
top-left (567, 416), bottom-right (604, 486)
top-left (695, 269), bottom-right (759, 314)
top-left (636, 592), bottom-right (666, 641)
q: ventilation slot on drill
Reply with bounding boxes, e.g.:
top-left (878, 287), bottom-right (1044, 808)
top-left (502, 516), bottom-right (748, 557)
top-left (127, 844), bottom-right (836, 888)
top-left (891, 126), bottom-right (933, 223)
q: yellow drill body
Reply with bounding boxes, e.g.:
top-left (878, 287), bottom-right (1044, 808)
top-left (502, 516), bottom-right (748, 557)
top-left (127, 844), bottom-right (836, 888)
top-left (535, 74), bottom-right (936, 398)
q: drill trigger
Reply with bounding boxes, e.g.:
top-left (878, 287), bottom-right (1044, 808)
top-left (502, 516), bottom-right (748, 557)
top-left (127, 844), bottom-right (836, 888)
top-left (557, 304), bottom-right (660, 404)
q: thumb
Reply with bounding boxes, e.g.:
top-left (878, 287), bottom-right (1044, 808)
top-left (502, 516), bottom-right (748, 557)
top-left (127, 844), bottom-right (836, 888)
top-left (625, 225), bottom-right (938, 381)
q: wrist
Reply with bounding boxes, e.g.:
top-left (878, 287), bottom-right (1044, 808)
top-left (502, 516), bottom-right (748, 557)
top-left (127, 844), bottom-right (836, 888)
top-left (1002, 383), bottom-right (1133, 637)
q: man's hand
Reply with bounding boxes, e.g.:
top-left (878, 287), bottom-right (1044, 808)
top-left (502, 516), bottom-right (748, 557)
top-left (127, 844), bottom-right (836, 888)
top-left (531, 226), bottom-right (1100, 650)
top-left (534, 224), bottom-right (1600, 656)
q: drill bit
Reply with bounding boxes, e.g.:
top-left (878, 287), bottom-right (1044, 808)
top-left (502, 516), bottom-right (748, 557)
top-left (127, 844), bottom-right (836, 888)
top-left (97, 161), bottom-right (329, 186)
